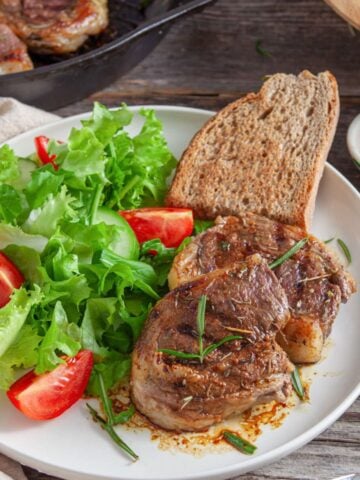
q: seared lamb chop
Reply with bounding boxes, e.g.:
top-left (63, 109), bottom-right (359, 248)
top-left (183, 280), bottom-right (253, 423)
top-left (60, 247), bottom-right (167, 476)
top-left (131, 255), bottom-right (293, 432)
top-left (0, 23), bottom-right (33, 74)
top-left (169, 214), bottom-right (356, 364)
top-left (0, 0), bottom-right (108, 54)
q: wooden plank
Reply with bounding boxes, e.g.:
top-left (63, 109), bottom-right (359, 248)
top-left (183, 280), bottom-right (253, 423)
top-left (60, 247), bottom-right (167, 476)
top-left (90, 0), bottom-right (360, 97)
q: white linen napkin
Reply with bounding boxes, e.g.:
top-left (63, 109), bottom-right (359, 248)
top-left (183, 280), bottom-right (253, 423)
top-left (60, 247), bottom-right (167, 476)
top-left (0, 97), bottom-right (59, 144)
top-left (0, 97), bottom-right (60, 479)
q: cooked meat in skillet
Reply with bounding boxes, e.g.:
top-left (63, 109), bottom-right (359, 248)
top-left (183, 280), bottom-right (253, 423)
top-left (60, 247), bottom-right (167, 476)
top-left (169, 214), bottom-right (356, 364)
top-left (0, 0), bottom-right (108, 54)
top-left (0, 23), bottom-right (33, 74)
top-left (131, 255), bottom-right (293, 432)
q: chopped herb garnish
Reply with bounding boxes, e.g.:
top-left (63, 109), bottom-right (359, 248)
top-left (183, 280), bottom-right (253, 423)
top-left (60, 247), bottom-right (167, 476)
top-left (269, 238), bottom-right (308, 269)
top-left (140, 0), bottom-right (152, 9)
top-left (291, 366), bottom-right (305, 400)
top-left (337, 238), bottom-right (351, 264)
top-left (180, 396), bottom-right (193, 410)
top-left (159, 295), bottom-right (242, 363)
top-left (88, 372), bottom-right (138, 460)
top-left (223, 431), bottom-right (257, 455)
top-left (347, 23), bottom-right (357, 37)
top-left (324, 237), bottom-right (334, 244)
top-left (255, 40), bottom-right (272, 58)
top-left (298, 273), bottom-right (332, 284)
top-left (220, 240), bottom-right (231, 252)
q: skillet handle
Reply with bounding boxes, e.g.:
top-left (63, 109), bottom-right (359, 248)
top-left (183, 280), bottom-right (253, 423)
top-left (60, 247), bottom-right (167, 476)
top-left (114, 0), bottom-right (216, 47)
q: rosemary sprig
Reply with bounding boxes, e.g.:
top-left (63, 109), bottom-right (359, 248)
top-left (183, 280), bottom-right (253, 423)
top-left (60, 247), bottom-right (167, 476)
top-left (291, 366), bottom-right (305, 400)
top-left (114, 404), bottom-right (136, 425)
top-left (269, 238), bottom-right (308, 269)
top-left (223, 431), bottom-right (257, 455)
top-left (202, 335), bottom-right (243, 357)
top-left (255, 40), bottom-right (272, 58)
top-left (87, 372), bottom-right (138, 461)
top-left (324, 237), bottom-right (334, 244)
top-left (337, 238), bottom-right (352, 264)
top-left (159, 295), bottom-right (242, 363)
top-left (197, 295), bottom-right (206, 361)
top-left (98, 371), bottom-right (115, 424)
top-left (87, 404), bottom-right (138, 461)
top-left (158, 349), bottom-right (203, 361)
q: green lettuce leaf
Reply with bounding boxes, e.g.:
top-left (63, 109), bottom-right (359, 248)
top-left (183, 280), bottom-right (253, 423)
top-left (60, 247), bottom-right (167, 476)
top-left (0, 287), bottom-right (42, 358)
top-left (194, 219), bottom-right (214, 234)
top-left (0, 325), bottom-right (41, 390)
top-left (0, 223), bottom-right (47, 252)
top-left (42, 234), bottom-right (79, 281)
top-left (59, 127), bottom-right (106, 180)
top-left (87, 354), bottom-right (131, 396)
top-left (39, 269), bottom-right (91, 309)
top-left (24, 166), bottom-right (64, 209)
top-left (22, 185), bottom-right (76, 238)
top-left (140, 238), bottom-right (192, 287)
top-left (0, 184), bottom-right (24, 223)
top-left (80, 297), bottom-right (118, 356)
top-left (35, 301), bottom-right (81, 373)
top-left (82, 102), bottom-right (132, 146)
top-left (0, 145), bottom-right (19, 184)
top-left (2, 245), bottom-right (42, 285)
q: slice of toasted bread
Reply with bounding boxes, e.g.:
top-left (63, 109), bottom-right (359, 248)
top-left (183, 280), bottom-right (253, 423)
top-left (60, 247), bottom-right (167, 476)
top-left (166, 71), bottom-right (339, 230)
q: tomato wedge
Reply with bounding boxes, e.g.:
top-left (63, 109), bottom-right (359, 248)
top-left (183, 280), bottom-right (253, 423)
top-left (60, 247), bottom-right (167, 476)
top-left (34, 135), bottom-right (58, 170)
top-left (7, 350), bottom-right (93, 421)
top-left (0, 253), bottom-right (24, 308)
top-left (119, 208), bottom-right (194, 248)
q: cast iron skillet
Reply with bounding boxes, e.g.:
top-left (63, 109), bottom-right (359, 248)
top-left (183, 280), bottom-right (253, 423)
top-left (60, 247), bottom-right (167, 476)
top-left (0, 0), bottom-right (215, 110)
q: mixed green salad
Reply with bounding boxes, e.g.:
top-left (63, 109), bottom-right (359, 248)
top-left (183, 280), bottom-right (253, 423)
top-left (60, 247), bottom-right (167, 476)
top-left (0, 103), bottom-right (194, 406)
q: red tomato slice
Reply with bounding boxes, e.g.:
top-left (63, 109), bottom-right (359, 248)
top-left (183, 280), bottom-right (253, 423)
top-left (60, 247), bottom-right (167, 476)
top-left (0, 253), bottom-right (24, 308)
top-left (119, 208), bottom-right (194, 248)
top-left (34, 136), bottom-right (58, 170)
top-left (7, 350), bottom-right (93, 421)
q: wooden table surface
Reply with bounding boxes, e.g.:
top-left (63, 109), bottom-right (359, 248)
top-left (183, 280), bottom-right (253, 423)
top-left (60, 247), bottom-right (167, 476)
top-left (23, 1), bottom-right (360, 479)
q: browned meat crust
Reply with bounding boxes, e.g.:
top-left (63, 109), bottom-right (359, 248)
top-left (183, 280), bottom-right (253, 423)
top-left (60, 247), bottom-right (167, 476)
top-left (131, 255), bottom-right (293, 432)
top-left (0, 0), bottom-right (108, 54)
top-left (169, 214), bottom-right (357, 364)
top-left (0, 23), bottom-right (33, 74)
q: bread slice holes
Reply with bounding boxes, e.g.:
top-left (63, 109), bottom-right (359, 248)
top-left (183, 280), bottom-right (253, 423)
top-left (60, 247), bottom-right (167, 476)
top-left (258, 107), bottom-right (274, 121)
top-left (306, 106), bottom-right (314, 117)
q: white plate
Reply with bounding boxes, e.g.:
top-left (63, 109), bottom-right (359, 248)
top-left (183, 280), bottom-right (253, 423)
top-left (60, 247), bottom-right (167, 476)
top-left (0, 106), bottom-right (359, 480)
